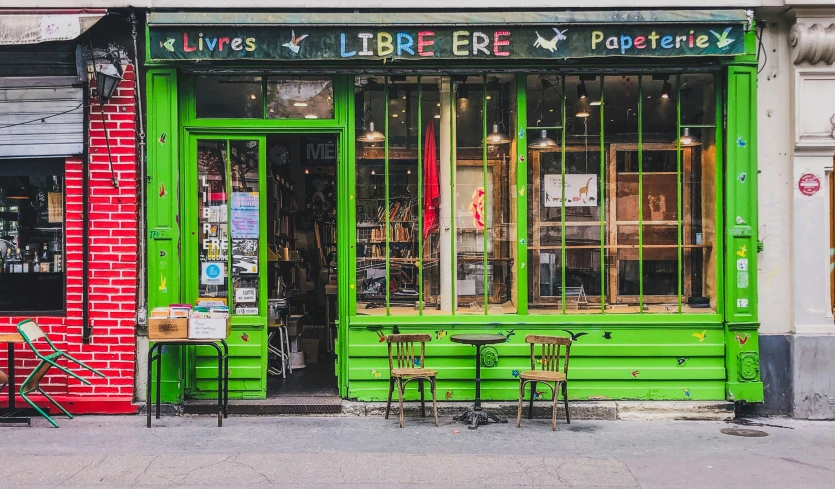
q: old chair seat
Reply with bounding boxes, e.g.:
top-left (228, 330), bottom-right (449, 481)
top-left (518, 370), bottom-right (566, 382)
top-left (391, 367), bottom-right (437, 378)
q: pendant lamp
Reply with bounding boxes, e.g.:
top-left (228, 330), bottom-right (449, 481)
top-left (357, 122), bottom-right (386, 143)
top-left (486, 124), bottom-right (512, 145)
top-left (528, 129), bottom-right (558, 148)
top-left (676, 127), bottom-right (698, 146)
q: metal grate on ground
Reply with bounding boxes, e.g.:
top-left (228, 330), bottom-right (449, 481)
top-left (184, 396), bottom-right (343, 415)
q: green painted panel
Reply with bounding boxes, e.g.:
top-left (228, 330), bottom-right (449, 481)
top-left (724, 65), bottom-right (757, 323)
top-left (348, 380), bottom-right (725, 402)
top-left (191, 327), bottom-right (266, 398)
top-left (147, 68), bottom-right (183, 403)
top-left (346, 325), bottom-right (726, 401)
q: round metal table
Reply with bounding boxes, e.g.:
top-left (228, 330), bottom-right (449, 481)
top-left (449, 333), bottom-right (508, 429)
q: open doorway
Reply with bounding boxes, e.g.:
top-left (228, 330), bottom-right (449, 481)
top-left (266, 133), bottom-right (338, 399)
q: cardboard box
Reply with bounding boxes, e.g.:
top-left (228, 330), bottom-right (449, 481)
top-left (299, 338), bottom-right (319, 364)
top-left (148, 318), bottom-right (188, 341)
top-left (189, 316), bottom-right (231, 340)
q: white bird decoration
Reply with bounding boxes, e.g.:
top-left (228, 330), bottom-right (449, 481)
top-left (282, 29), bottom-right (309, 55)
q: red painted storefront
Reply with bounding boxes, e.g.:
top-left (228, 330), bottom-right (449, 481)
top-left (0, 66), bottom-right (139, 415)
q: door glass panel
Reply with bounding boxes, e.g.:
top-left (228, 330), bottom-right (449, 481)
top-left (197, 140), bottom-right (229, 302)
top-left (230, 140), bottom-right (261, 315)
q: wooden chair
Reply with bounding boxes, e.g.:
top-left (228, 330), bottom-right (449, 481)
top-left (385, 333), bottom-right (439, 428)
top-left (516, 335), bottom-right (571, 431)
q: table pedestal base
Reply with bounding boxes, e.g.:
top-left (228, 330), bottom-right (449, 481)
top-left (454, 408), bottom-right (508, 430)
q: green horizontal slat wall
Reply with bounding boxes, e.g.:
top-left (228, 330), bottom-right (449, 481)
top-left (192, 327), bottom-right (266, 399)
top-left (346, 326), bottom-right (725, 401)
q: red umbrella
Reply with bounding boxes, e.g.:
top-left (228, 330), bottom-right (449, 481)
top-left (422, 120), bottom-right (439, 239)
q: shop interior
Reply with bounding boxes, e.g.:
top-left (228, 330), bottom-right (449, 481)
top-left (266, 133), bottom-right (338, 398)
top-left (0, 159), bottom-right (65, 312)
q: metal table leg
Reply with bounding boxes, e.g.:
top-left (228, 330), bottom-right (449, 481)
top-left (1, 342), bottom-right (31, 426)
top-left (454, 344), bottom-right (507, 430)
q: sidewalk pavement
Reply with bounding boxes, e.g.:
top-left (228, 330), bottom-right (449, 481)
top-left (1, 414), bottom-right (834, 489)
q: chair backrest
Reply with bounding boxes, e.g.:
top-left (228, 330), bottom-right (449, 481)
top-left (387, 333), bottom-right (431, 370)
top-left (525, 335), bottom-right (571, 375)
top-left (17, 319), bottom-right (55, 359)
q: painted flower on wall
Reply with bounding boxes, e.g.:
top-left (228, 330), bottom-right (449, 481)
top-left (468, 187), bottom-right (486, 230)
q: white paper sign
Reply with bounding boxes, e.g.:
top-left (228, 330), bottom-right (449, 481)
top-left (201, 262), bottom-right (225, 285)
top-left (235, 287), bottom-right (257, 303)
top-left (543, 174), bottom-right (598, 207)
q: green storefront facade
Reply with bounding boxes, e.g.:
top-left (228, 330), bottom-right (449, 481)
top-left (145, 9), bottom-right (763, 404)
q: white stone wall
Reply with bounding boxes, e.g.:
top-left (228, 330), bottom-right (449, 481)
top-left (757, 14), bottom-right (795, 335)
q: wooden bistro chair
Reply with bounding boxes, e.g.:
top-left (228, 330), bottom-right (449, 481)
top-left (17, 319), bottom-right (105, 428)
top-left (385, 333), bottom-right (439, 428)
top-left (516, 335), bottom-right (572, 431)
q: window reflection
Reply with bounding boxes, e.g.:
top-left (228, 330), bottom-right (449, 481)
top-left (195, 76), bottom-right (263, 119)
top-left (267, 76), bottom-right (334, 120)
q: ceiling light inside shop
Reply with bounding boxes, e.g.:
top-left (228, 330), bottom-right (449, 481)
top-left (661, 81), bottom-right (672, 99)
top-left (528, 129), bottom-right (558, 148)
top-left (305, 114), bottom-right (318, 119)
top-left (293, 102), bottom-right (308, 107)
top-left (357, 122), bottom-right (385, 142)
top-left (486, 124), bottom-right (511, 145)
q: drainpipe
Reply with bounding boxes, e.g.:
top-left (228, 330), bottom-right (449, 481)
top-left (131, 10), bottom-right (147, 329)
top-left (81, 55), bottom-right (90, 344)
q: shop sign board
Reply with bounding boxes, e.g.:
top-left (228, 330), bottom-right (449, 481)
top-left (149, 24), bottom-right (745, 61)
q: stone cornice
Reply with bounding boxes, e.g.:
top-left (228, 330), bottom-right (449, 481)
top-left (791, 22), bottom-right (835, 64)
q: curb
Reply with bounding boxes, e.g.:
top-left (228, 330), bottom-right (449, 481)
top-left (343, 400), bottom-right (734, 421)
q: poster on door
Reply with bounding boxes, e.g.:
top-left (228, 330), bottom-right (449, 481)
top-left (543, 174), bottom-right (598, 207)
top-left (230, 192), bottom-right (259, 238)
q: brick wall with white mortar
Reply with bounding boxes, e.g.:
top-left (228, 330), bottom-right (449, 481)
top-left (0, 66), bottom-right (138, 412)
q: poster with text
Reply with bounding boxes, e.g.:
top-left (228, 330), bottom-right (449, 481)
top-left (543, 174), bottom-right (598, 207)
top-left (231, 192), bottom-right (259, 238)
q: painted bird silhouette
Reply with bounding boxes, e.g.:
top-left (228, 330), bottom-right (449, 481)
top-left (692, 330), bottom-right (707, 342)
top-left (282, 30), bottom-right (309, 55)
top-left (502, 330), bottom-right (516, 341)
top-left (630, 370), bottom-right (640, 378)
top-left (735, 332), bottom-right (750, 346)
top-left (561, 329), bottom-right (588, 341)
top-left (602, 332), bottom-right (612, 340)
top-left (435, 330), bottom-right (447, 340)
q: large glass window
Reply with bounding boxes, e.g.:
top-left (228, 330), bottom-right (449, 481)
top-left (354, 74), bottom-right (517, 315)
top-left (0, 159), bottom-right (65, 312)
top-left (527, 73), bottom-right (718, 314)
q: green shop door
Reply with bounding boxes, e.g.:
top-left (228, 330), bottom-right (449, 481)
top-left (183, 135), bottom-right (268, 399)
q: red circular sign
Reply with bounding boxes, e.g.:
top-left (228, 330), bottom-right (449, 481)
top-left (798, 173), bottom-right (821, 196)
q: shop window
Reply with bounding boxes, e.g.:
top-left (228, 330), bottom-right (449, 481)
top-left (0, 159), bottom-right (65, 312)
top-left (195, 76), bottom-right (264, 118)
top-left (355, 74), bottom-right (517, 316)
top-left (266, 76), bottom-right (334, 120)
top-left (527, 74), bottom-right (718, 314)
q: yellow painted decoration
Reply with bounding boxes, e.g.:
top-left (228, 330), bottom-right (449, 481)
top-left (692, 330), bottom-right (707, 342)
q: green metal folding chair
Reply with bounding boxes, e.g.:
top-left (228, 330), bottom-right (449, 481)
top-left (17, 319), bottom-right (105, 428)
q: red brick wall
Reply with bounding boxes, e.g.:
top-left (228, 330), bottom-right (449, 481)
top-left (0, 66), bottom-right (138, 409)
